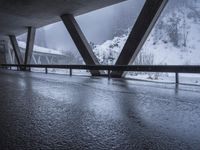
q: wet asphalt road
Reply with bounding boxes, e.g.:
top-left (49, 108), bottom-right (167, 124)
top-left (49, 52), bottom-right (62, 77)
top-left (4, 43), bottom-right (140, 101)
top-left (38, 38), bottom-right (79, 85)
top-left (0, 70), bottom-right (200, 150)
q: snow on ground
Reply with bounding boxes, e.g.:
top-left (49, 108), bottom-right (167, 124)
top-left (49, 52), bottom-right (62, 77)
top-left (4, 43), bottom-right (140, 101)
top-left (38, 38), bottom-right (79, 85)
top-left (93, 24), bottom-right (200, 66)
top-left (92, 21), bottom-right (200, 85)
top-left (142, 24), bottom-right (200, 65)
top-left (17, 31), bottom-right (200, 85)
top-left (127, 73), bottom-right (200, 86)
top-left (22, 31), bottom-right (200, 85)
top-left (93, 35), bottom-right (127, 64)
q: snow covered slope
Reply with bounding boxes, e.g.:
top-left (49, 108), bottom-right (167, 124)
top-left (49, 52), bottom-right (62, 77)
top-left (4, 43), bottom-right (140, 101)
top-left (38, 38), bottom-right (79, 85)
top-left (93, 0), bottom-right (200, 66)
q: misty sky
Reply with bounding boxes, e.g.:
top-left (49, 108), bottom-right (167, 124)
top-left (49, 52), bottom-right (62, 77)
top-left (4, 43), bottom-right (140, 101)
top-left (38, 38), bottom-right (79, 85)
top-left (38, 0), bottom-right (145, 52)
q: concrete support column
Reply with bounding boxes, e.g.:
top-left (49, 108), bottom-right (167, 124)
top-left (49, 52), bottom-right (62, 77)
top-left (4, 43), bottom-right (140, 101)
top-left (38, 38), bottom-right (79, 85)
top-left (0, 44), bottom-right (7, 64)
top-left (61, 14), bottom-right (102, 76)
top-left (111, 0), bottom-right (168, 78)
top-left (4, 41), bottom-right (12, 64)
top-left (24, 27), bottom-right (36, 65)
top-left (9, 35), bottom-right (24, 65)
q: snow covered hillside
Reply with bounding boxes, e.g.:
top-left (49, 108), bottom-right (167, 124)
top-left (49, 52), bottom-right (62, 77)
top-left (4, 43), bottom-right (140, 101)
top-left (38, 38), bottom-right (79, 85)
top-left (92, 0), bottom-right (200, 66)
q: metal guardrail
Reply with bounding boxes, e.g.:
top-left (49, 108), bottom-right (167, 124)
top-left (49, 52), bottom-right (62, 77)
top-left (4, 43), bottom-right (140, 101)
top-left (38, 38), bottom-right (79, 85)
top-left (1, 64), bottom-right (200, 84)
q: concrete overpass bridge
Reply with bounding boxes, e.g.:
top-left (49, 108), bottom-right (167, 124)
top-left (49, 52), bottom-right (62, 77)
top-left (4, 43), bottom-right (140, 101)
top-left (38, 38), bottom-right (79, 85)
top-left (1, 0), bottom-right (200, 150)
top-left (6, 41), bottom-right (67, 65)
top-left (15, 41), bottom-right (67, 65)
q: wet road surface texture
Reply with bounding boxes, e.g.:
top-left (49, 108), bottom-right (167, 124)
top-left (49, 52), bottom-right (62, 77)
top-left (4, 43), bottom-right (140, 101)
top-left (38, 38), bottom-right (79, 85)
top-left (0, 70), bottom-right (200, 150)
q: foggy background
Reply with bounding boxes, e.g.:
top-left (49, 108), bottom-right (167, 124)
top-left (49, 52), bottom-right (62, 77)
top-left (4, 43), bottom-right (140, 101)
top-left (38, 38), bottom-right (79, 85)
top-left (18, 0), bottom-right (145, 53)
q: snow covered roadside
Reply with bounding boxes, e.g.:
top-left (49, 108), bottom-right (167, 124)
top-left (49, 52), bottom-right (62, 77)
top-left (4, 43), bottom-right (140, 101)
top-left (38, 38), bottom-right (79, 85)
top-left (127, 73), bottom-right (200, 85)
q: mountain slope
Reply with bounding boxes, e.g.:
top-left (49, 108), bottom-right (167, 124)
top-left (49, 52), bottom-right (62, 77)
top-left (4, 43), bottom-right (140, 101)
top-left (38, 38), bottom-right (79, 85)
top-left (92, 0), bottom-right (200, 66)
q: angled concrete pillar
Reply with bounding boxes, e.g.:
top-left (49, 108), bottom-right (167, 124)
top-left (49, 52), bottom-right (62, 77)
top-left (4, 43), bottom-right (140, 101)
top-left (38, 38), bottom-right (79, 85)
top-left (111, 0), bottom-right (168, 78)
top-left (0, 44), bottom-right (6, 64)
top-left (4, 41), bottom-right (13, 64)
top-left (9, 35), bottom-right (24, 65)
top-left (24, 27), bottom-right (36, 65)
top-left (61, 14), bottom-right (102, 76)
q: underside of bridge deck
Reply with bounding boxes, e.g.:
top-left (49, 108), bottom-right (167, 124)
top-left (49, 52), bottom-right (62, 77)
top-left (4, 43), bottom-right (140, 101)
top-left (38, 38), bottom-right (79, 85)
top-left (0, 0), bottom-right (126, 40)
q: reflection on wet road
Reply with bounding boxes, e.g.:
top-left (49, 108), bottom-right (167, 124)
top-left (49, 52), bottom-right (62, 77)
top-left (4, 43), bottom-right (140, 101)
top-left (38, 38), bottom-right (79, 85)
top-left (0, 70), bottom-right (200, 150)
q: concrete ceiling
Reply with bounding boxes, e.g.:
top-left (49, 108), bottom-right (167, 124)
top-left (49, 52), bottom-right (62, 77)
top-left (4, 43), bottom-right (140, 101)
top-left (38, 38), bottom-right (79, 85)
top-left (0, 0), bottom-right (126, 41)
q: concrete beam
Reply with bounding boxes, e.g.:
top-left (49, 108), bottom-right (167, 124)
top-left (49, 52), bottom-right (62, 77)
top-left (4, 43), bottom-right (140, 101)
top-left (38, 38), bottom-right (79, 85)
top-left (9, 35), bottom-right (23, 65)
top-left (61, 14), bottom-right (102, 76)
top-left (111, 0), bottom-right (168, 78)
top-left (24, 27), bottom-right (36, 65)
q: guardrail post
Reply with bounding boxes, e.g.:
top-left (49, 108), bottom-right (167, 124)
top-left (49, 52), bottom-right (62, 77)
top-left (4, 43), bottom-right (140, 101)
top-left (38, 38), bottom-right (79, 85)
top-left (45, 67), bottom-right (48, 74)
top-left (70, 68), bottom-right (72, 76)
top-left (108, 70), bottom-right (111, 80)
top-left (17, 66), bottom-right (20, 71)
top-left (175, 72), bottom-right (179, 84)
